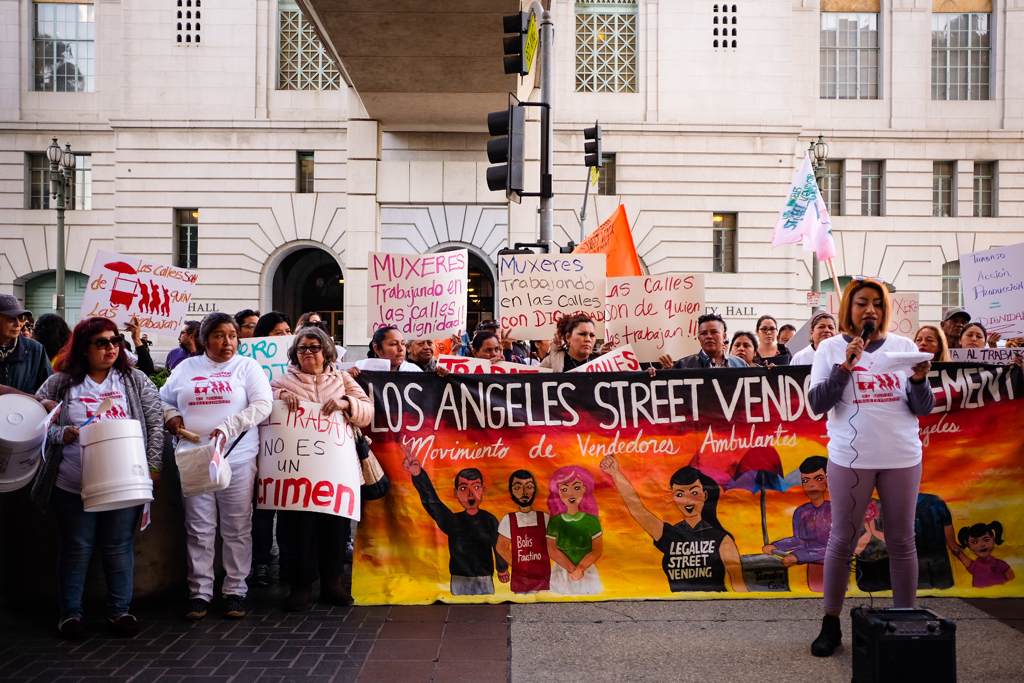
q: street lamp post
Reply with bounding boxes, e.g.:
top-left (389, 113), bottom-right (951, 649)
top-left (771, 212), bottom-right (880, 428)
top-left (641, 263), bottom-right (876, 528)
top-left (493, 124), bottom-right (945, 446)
top-left (47, 137), bottom-right (76, 321)
top-left (808, 134), bottom-right (828, 307)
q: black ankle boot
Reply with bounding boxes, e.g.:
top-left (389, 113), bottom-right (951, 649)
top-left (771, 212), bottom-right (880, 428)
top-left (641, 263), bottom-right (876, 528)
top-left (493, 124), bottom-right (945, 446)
top-left (811, 614), bottom-right (842, 657)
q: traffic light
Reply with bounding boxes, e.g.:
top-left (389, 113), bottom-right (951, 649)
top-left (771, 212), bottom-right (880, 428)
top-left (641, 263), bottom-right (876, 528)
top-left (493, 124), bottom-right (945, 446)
top-left (584, 123), bottom-right (602, 168)
top-left (502, 12), bottom-right (529, 76)
top-left (486, 97), bottom-right (526, 203)
top-left (559, 241), bottom-right (576, 254)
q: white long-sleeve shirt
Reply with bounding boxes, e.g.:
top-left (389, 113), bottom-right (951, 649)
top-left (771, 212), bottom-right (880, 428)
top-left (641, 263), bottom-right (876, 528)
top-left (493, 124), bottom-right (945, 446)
top-left (160, 353), bottom-right (272, 462)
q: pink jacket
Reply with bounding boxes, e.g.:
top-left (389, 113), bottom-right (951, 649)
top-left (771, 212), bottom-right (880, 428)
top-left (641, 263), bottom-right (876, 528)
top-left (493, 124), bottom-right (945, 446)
top-left (270, 365), bottom-right (373, 429)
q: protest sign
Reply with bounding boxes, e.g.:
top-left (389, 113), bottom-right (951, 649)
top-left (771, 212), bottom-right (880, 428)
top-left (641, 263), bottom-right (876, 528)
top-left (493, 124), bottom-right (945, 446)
top-left (960, 242), bottom-right (1024, 336)
top-left (605, 274), bottom-right (704, 362)
top-left (437, 355), bottom-right (492, 374)
top-left (950, 347), bottom-right (1024, 364)
top-left (566, 344), bottom-right (642, 373)
top-left (238, 336), bottom-right (294, 382)
top-left (79, 249), bottom-right (198, 332)
top-left (367, 250), bottom-right (468, 339)
top-left (491, 362), bottom-right (552, 374)
top-left (256, 400), bottom-right (361, 520)
top-left (354, 365), bottom-right (1024, 604)
top-left (497, 253), bottom-right (606, 340)
top-left (827, 291), bottom-right (919, 336)
top-left (574, 204), bottom-right (643, 277)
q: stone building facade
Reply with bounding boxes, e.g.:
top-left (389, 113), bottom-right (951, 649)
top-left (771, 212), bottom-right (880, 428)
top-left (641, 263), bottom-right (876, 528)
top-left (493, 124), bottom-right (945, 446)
top-left (1, 0), bottom-right (1021, 353)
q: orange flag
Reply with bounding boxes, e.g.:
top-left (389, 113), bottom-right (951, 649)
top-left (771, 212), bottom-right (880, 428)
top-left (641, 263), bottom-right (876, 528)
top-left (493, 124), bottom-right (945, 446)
top-left (573, 204), bottom-right (643, 277)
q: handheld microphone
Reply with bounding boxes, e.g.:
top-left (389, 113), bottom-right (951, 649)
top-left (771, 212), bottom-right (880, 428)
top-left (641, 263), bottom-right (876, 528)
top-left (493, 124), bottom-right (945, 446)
top-left (849, 321), bottom-right (876, 367)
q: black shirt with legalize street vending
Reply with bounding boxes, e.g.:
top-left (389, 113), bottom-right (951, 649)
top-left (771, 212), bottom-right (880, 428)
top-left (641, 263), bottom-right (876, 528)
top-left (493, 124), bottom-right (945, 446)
top-left (653, 520), bottom-right (729, 592)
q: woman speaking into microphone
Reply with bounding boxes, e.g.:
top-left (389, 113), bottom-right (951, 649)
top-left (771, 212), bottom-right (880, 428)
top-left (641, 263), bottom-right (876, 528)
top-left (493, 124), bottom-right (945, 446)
top-left (807, 277), bottom-right (934, 657)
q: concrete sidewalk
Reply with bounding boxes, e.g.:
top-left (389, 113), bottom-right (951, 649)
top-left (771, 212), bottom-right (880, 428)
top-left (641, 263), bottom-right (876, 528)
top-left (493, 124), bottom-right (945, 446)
top-left (1, 595), bottom-right (1021, 683)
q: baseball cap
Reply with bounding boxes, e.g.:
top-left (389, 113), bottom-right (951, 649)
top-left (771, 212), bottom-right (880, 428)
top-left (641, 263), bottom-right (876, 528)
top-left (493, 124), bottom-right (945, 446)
top-left (0, 294), bottom-right (29, 318)
top-left (942, 307), bottom-right (971, 323)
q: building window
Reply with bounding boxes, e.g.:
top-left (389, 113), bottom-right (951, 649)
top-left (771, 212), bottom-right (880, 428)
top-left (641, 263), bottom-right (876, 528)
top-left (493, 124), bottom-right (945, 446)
top-left (933, 162), bottom-right (955, 217)
top-left (175, 209), bottom-right (199, 270)
top-left (597, 153), bottom-right (616, 195)
top-left (575, 0), bottom-right (637, 93)
top-left (821, 160), bottom-right (843, 216)
top-left (973, 161), bottom-right (994, 217)
top-left (33, 3), bottom-right (95, 92)
top-left (932, 13), bottom-right (990, 100)
top-left (278, 0), bottom-right (340, 90)
top-left (713, 3), bottom-right (738, 49)
top-left (861, 160), bottom-right (883, 217)
top-left (28, 153), bottom-right (91, 210)
top-left (942, 260), bottom-right (962, 313)
top-left (297, 152), bottom-right (315, 193)
top-left (713, 213), bottom-right (737, 273)
top-left (820, 13), bottom-right (878, 99)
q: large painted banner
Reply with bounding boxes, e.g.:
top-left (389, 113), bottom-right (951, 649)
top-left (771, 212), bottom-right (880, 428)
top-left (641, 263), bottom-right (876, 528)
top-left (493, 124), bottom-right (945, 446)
top-left (353, 364), bottom-right (1024, 604)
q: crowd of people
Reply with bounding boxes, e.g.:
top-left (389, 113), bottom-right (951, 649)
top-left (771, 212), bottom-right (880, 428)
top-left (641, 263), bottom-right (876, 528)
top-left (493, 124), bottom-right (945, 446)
top-left (0, 287), bottom-right (1021, 650)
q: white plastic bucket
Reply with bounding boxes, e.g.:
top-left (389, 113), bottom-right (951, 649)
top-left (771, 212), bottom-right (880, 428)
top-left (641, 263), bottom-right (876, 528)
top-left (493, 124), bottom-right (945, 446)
top-left (0, 395), bottom-right (47, 493)
top-left (80, 419), bottom-right (153, 512)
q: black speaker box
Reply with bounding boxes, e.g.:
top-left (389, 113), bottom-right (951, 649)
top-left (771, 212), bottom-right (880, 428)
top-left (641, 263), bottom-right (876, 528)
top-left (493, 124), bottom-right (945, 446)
top-left (851, 606), bottom-right (956, 683)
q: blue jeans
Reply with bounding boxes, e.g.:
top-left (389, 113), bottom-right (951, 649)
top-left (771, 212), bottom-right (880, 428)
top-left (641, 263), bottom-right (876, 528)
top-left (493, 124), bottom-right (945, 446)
top-left (51, 487), bottom-right (140, 620)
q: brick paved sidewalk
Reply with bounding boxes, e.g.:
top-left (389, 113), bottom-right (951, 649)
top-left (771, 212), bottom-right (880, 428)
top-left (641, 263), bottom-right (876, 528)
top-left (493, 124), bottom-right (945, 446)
top-left (0, 590), bottom-right (511, 683)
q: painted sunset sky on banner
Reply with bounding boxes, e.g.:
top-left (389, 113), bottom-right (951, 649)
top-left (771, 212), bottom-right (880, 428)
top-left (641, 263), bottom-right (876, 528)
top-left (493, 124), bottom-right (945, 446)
top-left (352, 365), bottom-right (1023, 604)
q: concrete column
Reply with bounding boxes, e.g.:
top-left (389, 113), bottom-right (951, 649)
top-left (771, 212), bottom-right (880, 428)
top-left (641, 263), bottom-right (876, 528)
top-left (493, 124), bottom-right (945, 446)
top-left (344, 119), bottom-right (382, 352)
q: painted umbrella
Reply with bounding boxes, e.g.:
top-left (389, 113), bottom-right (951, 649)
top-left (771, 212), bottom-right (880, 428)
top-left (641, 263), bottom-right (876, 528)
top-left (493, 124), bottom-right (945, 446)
top-left (725, 446), bottom-right (800, 546)
top-left (104, 261), bottom-right (138, 274)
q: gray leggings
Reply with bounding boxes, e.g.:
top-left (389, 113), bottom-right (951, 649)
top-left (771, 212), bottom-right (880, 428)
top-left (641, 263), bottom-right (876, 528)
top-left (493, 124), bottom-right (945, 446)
top-left (823, 461), bottom-right (922, 615)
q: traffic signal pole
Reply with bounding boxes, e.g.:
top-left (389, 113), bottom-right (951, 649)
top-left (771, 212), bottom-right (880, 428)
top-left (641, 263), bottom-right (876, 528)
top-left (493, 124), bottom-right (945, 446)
top-left (537, 7), bottom-right (554, 253)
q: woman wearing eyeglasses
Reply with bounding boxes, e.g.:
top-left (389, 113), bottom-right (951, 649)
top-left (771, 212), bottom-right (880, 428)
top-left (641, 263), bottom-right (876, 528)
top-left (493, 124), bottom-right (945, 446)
top-left (269, 326), bottom-right (372, 611)
top-left (754, 315), bottom-right (790, 365)
top-left (33, 318), bottom-right (164, 640)
top-left (161, 312), bottom-right (272, 622)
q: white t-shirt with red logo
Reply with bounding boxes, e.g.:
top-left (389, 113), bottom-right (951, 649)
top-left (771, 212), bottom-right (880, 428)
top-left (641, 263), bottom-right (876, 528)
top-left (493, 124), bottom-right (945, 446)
top-left (810, 333), bottom-right (924, 469)
top-left (57, 371), bottom-right (131, 493)
top-left (160, 353), bottom-right (271, 462)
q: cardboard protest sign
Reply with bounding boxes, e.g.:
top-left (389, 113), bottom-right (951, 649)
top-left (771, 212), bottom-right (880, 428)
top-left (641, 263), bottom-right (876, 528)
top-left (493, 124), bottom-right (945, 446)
top-left (367, 251), bottom-right (468, 339)
top-left (605, 274), bottom-right (704, 363)
top-left (566, 344), bottom-right (641, 373)
top-left (950, 347), bottom-right (1024, 364)
top-left (960, 242), bottom-right (1024, 336)
top-left (79, 249), bottom-right (198, 332)
top-left (497, 253), bottom-right (606, 340)
top-left (437, 355), bottom-right (492, 374)
top-left (827, 291), bottom-right (919, 336)
top-left (256, 400), bottom-right (361, 520)
top-left (238, 336), bottom-right (294, 382)
top-left (353, 364), bottom-right (1024, 604)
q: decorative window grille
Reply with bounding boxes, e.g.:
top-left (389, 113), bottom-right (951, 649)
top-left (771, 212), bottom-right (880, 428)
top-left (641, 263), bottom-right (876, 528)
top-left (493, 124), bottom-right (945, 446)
top-left (973, 162), bottom-right (994, 217)
top-left (820, 13), bottom-right (878, 99)
top-left (575, 0), bottom-right (637, 93)
top-left (932, 13), bottom-right (990, 100)
top-left (713, 213), bottom-right (737, 273)
top-left (279, 0), bottom-right (340, 90)
top-left (821, 160), bottom-right (843, 216)
top-left (861, 160), bottom-right (883, 217)
top-left (28, 153), bottom-right (91, 210)
top-left (176, 0), bottom-right (200, 45)
top-left (175, 209), bottom-right (199, 270)
top-left (713, 3), bottom-right (737, 49)
top-left (933, 162), bottom-right (956, 217)
top-left (33, 3), bottom-right (94, 92)
top-left (942, 260), bottom-right (962, 313)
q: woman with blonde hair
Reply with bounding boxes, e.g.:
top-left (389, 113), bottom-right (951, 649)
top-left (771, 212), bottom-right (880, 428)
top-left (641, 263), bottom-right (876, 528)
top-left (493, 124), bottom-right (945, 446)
top-left (807, 277), bottom-right (934, 657)
top-left (913, 324), bottom-right (952, 363)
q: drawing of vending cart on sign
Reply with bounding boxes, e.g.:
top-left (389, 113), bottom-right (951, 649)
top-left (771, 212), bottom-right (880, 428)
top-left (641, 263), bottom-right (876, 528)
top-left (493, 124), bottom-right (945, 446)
top-left (105, 261), bottom-right (141, 310)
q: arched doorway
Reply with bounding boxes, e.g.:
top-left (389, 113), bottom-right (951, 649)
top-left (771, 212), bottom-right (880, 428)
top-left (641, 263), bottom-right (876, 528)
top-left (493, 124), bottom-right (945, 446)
top-left (271, 248), bottom-right (344, 341)
top-left (25, 271), bottom-right (89, 321)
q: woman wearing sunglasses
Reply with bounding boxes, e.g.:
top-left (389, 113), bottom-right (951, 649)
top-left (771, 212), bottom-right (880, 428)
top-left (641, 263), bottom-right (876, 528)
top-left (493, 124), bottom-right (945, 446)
top-left (269, 325), bottom-right (372, 611)
top-left (33, 318), bottom-right (164, 640)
